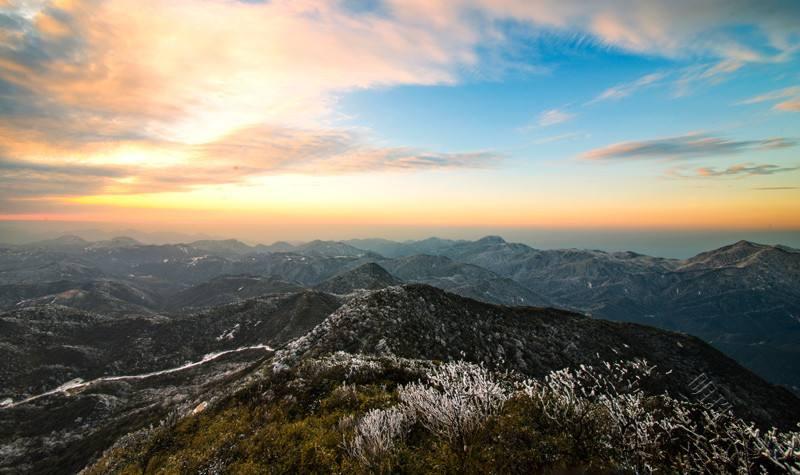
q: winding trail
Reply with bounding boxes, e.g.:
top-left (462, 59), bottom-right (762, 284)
top-left (1, 344), bottom-right (274, 409)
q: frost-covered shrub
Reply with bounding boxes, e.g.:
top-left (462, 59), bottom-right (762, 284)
top-left (345, 407), bottom-right (411, 471)
top-left (517, 359), bottom-right (800, 474)
top-left (328, 383), bottom-right (360, 406)
top-left (298, 352), bottom-right (432, 385)
top-left (513, 360), bottom-right (656, 465)
top-left (335, 357), bottom-right (799, 473)
top-left (304, 351), bottom-right (384, 381)
top-left (667, 407), bottom-right (800, 473)
top-left (399, 361), bottom-right (510, 451)
top-left (519, 361), bottom-right (653, 428)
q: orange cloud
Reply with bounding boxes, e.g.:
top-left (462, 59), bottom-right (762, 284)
top-left (1, 0), bottom-right (480, 146)
top-left (691, 164), bottom-right (799, 178)
top-left (775, 99), bottom-right (800, 111)
top-left (740, 86), bottom-right (800, 112)
top-left (0, 122), bottom-right (501, 203)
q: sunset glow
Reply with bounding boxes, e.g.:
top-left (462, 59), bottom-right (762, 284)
top-left (1, 0), bottom-right (799, 240)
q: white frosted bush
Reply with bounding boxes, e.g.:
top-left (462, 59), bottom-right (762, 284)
top-left (341, 357), bottom-right (800, 473)
top-left (345, 407), bottom-right (410, 470)
top-left (518, 359), bottom-right (800, 474)
top-left (671, 408), bottom-right (800, 473)
top-left (399, 361), bottom-right (509, 451)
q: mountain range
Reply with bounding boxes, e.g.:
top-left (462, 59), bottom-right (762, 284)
top-left (1, 234), bottom-right (799, 472)
top-left (1, 234), bottom-right (797, 388)
top-left (1, 280), bottom-right (798, 472)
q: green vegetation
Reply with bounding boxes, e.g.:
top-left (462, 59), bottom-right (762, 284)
top-left (85, 354), bottom-right (800, 474)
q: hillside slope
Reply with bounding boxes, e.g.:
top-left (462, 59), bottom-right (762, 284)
top-left (277, 284), bottom-right (800, 429)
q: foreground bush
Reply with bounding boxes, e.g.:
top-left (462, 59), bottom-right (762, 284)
top-left (343, 358), bottom-right (800, 474)
top-left (344, 406), bottom-right (410, 471)
top-left (400, 361), bottom-right (509, 451)
top-left (86, 353), bottom-right (800, 474)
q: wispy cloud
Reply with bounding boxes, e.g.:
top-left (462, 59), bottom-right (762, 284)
top-left (533, 132), bottom-right (587, 144)
top-left (0, 158), bottom-right (126, 178)
top-left (0, 125), bottom-right (503, 200)
top-left (740, 86), bottom-right (800, 112)
top-left (582, 134), bottom-right (795, 160)
top-left (588, 72), bottom-right (666, 104)
top-left (537, 108), bottom-right (576, 127)
top-left (589, 60), bottom-right (747, 105)
top-left (697, 164), bottom-right (798, 177)
top-left (670, 163), bottom-right (800, 178)
top-left (753, 186), bottom-right (798, 190)
top-left (673, 60), bottom-right (745, 97)
top-left (197, 126), bottom-right (502, 175)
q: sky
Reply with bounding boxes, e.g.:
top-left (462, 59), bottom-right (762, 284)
top-left (1, 0), bottom-right (799, 252)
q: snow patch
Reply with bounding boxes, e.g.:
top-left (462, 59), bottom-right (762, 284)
top-left (188, 255), bottom-right (209, 266)
top-left (216, 323), bottom-right (240, 341)
top-left (2, 344), bottom-right (273, 409)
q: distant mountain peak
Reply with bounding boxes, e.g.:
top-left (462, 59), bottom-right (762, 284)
top-left (295, 240), bottom-right (379, 258)
top-left (27, 234), bottom-right (90, 250)
top-left (188, 239), bottom-right (253, 255)
top-left (255, 241), bottom-right (297, 253)
top-left (680, 239), bottom-right (784, 271)
top-left (87, 236), bottom-right (141, 249)
top-left (51, 234), bottom-right (87, 243)
top-left (190, 238), bottom-right (249, 246)
top-left (355, 262), bottom-right (395, 275)
top-left (713, 239), bottom-right (770, 254)
top-left (477, 235), bottom-right (506, 244)
top-left (315, 262), bottom-right (400, 294)
top-left (109, 236), bottom-right (139, 243)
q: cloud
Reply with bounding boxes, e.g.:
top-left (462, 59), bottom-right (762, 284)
top-left (696, 164), bottom-right (797, 177)
top-left (740, 86), bottom-right (800, 112)
top-left (0, 124), bottom-right (502, 200)
top-left (588, 72), bottom-right (666, 103)
top-left (691, 163), bottom-right (799, 178)
top-left (589, 61), bottom-right (746, 105)
top-left (2, 0), bottom-right (798, 147)
top-left (673, 60), bottom-right (745, 97)
top-left (753, 186), bottom-right (798, 190)
top-left (776, 99), bottom-right (800, 111)
top-left (740, 86), bottom-right (800, 104)
top-left (0, 0), bottom-right (799, 209)
top-left (533, 132), bottom-right (587, 144)
top-left (193, 125), bottom-right (502, 175)
top-left (582, 134), bottom-right (795, 160)
top-left (537, 108), bottom-right (575, 127)
top-left (0, 0), bottom-right (485, 145)
top-left (0, 158), bottom-right (125, 177)
top-left (413, 1), bottom-right (800, 63)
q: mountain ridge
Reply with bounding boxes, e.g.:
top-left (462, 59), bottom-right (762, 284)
top-left (2, 235), bottom-right (799, 388)
top-left (274, 284), bottom-right (800, 429)
top-left (2, 283), bottom-right (798, 473)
